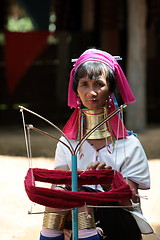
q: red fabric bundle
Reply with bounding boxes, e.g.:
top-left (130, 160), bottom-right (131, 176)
top-left (24, 168), bottom-right (132, 209)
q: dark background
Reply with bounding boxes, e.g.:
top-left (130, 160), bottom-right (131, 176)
top-left (0, 0), bottom-right (160, 127)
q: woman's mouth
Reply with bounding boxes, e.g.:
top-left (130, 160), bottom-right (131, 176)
top-left (87, 98), bottom-right (96, 101)
top-left (86, 99), bottom-right (98, 105)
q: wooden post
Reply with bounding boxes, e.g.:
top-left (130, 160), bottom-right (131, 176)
top-left (126, 0), bottom-right (147, 131)
top-left (56, 32), bottom-right (69, 107)
top-left (82, 0), bottom-right (95, 31)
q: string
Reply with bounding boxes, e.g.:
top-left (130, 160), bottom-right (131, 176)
top-left (104, 106), bottom-right (115, 155)
top-left (120, 108), bottom-right (128, 183)
top-left (28, 203), bottom-right (139, 215)
top-left (114, 108), bottom-right (120, 174)
top-left (20, 109), bottom-right (33, 169)
top-left (20, 109), bottom-right (35, 212)
top-left (104, 106), bottom-right (108, 151)
top-left (28, 208), bottom-right (73, 214)
top-left (27, 127), bottom-right (38, 212)
top-left (20, 108), bottom-right (30, 159)
top-left (27, 126), bottom-right (33, 169)
top-left (87, 203), bottom-right (140, 209)
top-left (19, 105), bottom-right (74, 155)
top-left (81, 109), bottom-right (84, 140)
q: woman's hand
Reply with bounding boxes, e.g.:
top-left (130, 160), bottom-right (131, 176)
top-left (119, 179), bottom-right (140, 211)
top-left (86, 161), bottom-right (112, 191)
top-left (86, 161), bottom-right (112, 170)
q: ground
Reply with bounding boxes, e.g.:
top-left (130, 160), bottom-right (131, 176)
top-left (0, 126), bottom-right (160, 239)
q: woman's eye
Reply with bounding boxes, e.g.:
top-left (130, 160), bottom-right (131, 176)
top-left (80, 82), bottom-right (87, 86)
top-left (95, 81), bottom-right (104, 87)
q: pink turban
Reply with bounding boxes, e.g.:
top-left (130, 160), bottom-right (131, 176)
top-left (68, 49), bottom-right (135, 108)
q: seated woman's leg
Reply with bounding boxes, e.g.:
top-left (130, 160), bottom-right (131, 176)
top-left (40, 187), bottom-right (101, 240)
top-left (77, 206), bottom-right (100, 240)
top-left (40, 186), bottom-right (70, 240)
top-left (95, 203), bottom-right (142, 240)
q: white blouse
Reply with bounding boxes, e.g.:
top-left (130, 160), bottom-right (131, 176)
top-left (54, 134), bottom-right (150, 190)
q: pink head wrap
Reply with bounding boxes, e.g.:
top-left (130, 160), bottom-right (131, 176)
top-left (68, 49), bottom-right (135, 108)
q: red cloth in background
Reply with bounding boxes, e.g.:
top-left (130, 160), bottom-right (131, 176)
top-left (4, 31), bottom-right (50, 94)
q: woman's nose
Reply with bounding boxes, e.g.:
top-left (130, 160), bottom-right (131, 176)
top-left (87, 87), bottom-right (97, 97)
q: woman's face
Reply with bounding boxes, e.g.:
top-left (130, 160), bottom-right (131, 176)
top-left (77, 73), bottom-right (109, 109)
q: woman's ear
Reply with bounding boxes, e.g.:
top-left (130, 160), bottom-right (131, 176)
top-left (77, 96), bottom-right (81, 106)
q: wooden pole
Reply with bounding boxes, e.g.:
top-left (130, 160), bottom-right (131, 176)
top-left (126, 0), bottom-right (147, 131)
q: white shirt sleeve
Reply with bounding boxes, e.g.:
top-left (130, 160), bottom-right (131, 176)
top-left (120, 135), bottom-right (150, 189)
top-left (54, 136), bottom-right (72, 169)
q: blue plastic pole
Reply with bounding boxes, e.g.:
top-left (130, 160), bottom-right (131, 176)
top-left (72, 155), bottom-right (78, 240)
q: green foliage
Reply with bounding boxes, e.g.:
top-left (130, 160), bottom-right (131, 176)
top-left (7, 16), bottom-right (34, 32)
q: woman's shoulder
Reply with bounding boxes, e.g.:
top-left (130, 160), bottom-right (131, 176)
top-left (118, 134), bottom-right (144, 152)
top-left (125, 134), bottom-right (142, 145)
top-left (124, 134), bottom-right (147, 157)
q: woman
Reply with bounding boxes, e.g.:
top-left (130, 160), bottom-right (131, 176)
top-left (40, 49), bottom-right (150, 240)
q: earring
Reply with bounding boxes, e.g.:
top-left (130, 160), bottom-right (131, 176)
top-left (77, 97), bottom-right (81, 108)
top-left (106, 95), bottom-right (112, 108)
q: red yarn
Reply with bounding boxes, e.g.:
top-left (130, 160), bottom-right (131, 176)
top-left (24, 168), bottom-right (132, 209)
